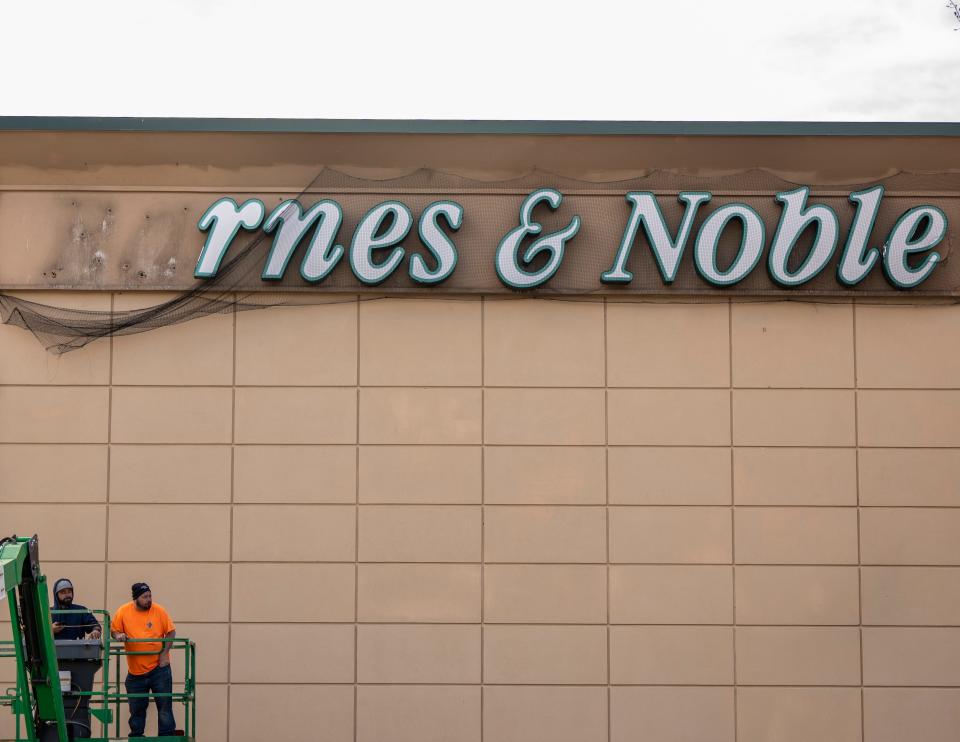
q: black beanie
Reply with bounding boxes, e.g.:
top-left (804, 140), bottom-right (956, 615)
top-left (131, 582), bottom-right (151, 600)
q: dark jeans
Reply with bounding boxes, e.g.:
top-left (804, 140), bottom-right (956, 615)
top-left (65, 701), bottom-right (91, 738)
top-left (124, 664), bottom-right (175, 737)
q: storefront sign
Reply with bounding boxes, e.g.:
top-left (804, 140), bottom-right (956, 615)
top-left (196, 187), bottom-right (949, 291)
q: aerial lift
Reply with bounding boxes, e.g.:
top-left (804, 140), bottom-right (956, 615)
top-left (0, 536), bottom-right (196, 741)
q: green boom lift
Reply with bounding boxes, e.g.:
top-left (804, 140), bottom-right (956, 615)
top-left (0, 535), bottom-right (197, 741)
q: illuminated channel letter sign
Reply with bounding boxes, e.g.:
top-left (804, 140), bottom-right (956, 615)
top-left (195, 187), bottom-right (949, 290)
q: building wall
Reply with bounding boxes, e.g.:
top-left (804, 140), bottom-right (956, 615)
top-left (2, 293), bottom-right (960, 742)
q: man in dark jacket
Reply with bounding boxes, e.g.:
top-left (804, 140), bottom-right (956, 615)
top-left (51, 578), bottom-right (102, 739)
top-left (51, 578), bottom-right (101, 640)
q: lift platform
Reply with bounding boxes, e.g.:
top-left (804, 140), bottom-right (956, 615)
top-left (0, 536), bottom-right (196, 741)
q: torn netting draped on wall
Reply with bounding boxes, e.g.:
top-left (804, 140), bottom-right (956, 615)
top-left (1, 167), bottom-right (323, 354)
top-left (0, 215), bottom-right (283, 354)
top-left (0, 166), bottom-right (957, 354)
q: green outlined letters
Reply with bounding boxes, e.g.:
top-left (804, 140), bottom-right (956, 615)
top-left (194, 198), bottom-right (266, 278)
top-left (602, 191), bottom-right (711, 284)
top-left (883, 206), bottom-right (948, 288)
top-left (350, 201), bottom-right (413, 285)
top-left (193, 189), bottom-right (949, 290)
top-left (495, 189), bottom-right (580, 289)
top-left (694, 204), bottom-right (766, 286)
top-left (411, 201), bottom-right (463, 284)
top-left (768, 187), bottom-right (840, 286)
top-left (262, 200), bottom-right (344, 282)
top-left (837, 186), bottom-right (885, 286)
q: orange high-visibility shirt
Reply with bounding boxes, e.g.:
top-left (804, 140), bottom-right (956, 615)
top-left (110, 602), bottom-right (176, 676)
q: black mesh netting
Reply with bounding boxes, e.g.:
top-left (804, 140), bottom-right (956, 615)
top-left (1, 166), bottom-right (958, 354)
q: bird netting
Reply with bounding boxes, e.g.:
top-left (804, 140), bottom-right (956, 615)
top-left (1, 166), bottom-right (958, 354)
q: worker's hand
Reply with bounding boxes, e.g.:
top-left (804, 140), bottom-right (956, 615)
top-left (52, 622), bottom-right (63, 634)
top-left (157, 655), bottom-right (170, 668)
top-left (86, 629), bottom-right (102, 640)
top-left (112, 632), bottom-right (127, 641)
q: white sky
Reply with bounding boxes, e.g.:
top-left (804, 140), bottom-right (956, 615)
top-left (2, 0), bottom-right (958, 120)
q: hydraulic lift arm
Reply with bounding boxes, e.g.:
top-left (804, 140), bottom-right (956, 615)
top-left (0, 535), bottom-right (68, 742)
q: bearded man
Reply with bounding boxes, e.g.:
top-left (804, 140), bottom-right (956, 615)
top-left (51, 578), bottom-right (102, 640)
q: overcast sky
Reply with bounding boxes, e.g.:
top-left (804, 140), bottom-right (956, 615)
top-left (2, 0), bottom-right (957, 120)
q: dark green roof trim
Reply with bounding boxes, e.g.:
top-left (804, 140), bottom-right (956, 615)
top-left (0, 117), bottom-right (958, 136)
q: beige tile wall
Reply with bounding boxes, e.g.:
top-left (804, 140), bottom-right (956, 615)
top-left (1, 294), bottom-right (959, 742)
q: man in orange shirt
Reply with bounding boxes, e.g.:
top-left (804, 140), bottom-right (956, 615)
top-left (110, 583), bottom-right (177, 738)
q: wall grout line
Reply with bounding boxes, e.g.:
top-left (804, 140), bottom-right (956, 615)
top-left (6, 501), bottom-right (960, 510)
top-left (31, 559), bottom-right (960, 568)
top-left (603, 296), bottom-right (612, 742)
top-left (107, 681), bottom-right (960, 688)
top-left (102, 292), bottom-right (114, 726)
top-left (480, 295), bottom-right (486, 742)
top-left (354, 296), bottom-right (361, 742)
top-left (729, 299), bottom-right (739, 742)
top-left (5, 441), bottom-right (960, 451)
top-left (22, 558), bottom-right (960, 569)
top-left (853, 299), bottom-right (866, 742)
top-left (12, 382), bottom-right (960, 391)
top-left (4, 618), bottom-right (958, 629)
top-left (104, 292), bottom-right (114, 516)
top-left (225, 293), bottom-right (238, 741)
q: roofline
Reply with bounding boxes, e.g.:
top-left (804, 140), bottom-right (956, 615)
top-left (0, 117), bottom-right (958, 136)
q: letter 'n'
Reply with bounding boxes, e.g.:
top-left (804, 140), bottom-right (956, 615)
top-left (601, 192), bottom-right (711, 284)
